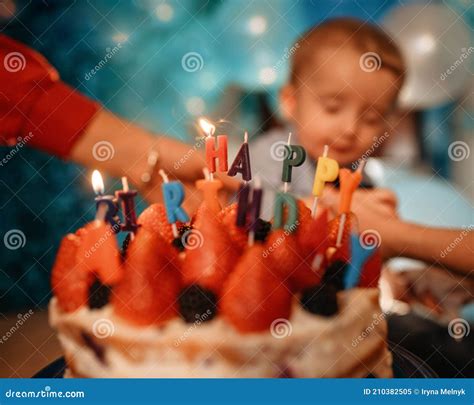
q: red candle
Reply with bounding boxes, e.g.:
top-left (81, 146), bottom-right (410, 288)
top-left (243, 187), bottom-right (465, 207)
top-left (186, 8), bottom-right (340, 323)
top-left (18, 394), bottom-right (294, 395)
top-left (199, 118), bottom-right (228, 176)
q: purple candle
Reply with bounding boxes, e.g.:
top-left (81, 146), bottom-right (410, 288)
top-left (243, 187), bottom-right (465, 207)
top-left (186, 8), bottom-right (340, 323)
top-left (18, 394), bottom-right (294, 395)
top-left (115, 177), bottom-right (139, 234)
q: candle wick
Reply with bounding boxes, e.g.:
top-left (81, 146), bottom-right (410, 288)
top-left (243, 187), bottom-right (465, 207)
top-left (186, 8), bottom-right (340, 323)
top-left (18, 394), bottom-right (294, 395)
top-left (202, 167), bottom-right (210, 181)
top-left (244, 131), bottom-right (248, 144)
top-left (121, 176), bottom-right (129, 192)
top-left (171, 223), bottom-right (179, 238)
top-left (323, 144), bottom-right (329, 157)
top-left (158, 169), bottom-right (169, 183)
top-left (357, 159), bottom-right (366, 173)
top-left (287, 132), bottom-right (292, 145)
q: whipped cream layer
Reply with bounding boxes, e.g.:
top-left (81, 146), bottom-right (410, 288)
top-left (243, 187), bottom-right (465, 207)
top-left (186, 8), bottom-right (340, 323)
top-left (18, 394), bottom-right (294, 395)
top-left (49, 288), bottom-right (392, 378)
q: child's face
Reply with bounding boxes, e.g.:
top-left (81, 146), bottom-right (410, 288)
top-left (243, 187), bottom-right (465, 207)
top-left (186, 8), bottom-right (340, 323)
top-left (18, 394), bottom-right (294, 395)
top-left (281, 48), bottom-right (400, 166)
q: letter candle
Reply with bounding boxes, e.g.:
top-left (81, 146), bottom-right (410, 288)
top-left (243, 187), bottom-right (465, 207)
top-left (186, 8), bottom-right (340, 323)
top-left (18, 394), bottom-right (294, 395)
top-left (196, 167), bottom-right (223, 214)
top-left (247, 176), bottom-right (263, 246)
top-left (311, 145), bottom-right (339, 218)
top-left (91, 170), bottom-right (120, 232)
top-left (200, 118), bottom-right (228, 181)
top-left (281, 133), bottom-right (306, 193)
top-left (116, 176), bottom-right (139, 237)
top-left (335, 161), bottom-right (365, 247)
top-left (159, 169), bottom-right (190, 238)
top-left (228, 131), bottom-right (251, 182)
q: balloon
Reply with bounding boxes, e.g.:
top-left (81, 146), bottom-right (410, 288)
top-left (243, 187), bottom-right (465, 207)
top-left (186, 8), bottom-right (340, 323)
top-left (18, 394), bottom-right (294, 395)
top-left (383, 4), bottom-right (470, 109)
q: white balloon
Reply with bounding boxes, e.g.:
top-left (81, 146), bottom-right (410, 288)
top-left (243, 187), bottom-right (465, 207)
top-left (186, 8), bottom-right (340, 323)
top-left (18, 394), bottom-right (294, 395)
top-left (383, 3), bottom-right (471, 109)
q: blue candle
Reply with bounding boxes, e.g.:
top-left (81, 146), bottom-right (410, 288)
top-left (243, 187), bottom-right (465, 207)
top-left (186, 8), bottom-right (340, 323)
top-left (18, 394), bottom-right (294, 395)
top-left (91, 170), bottom-right (120, 233)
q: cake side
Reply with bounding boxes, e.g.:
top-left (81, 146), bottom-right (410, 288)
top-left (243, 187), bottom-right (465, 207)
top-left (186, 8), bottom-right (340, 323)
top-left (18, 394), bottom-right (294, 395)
top-left (50, 288), bottom-right (392, 378)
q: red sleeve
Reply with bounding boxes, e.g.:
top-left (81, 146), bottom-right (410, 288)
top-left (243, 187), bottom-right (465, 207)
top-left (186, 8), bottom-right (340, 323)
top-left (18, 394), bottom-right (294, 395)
top-left (0, 34), bottom-right (100, 158)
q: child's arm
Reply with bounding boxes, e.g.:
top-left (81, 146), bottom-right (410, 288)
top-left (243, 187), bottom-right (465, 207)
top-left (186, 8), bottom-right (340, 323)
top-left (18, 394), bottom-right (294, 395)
top-left (382, 221), bottom-right (473, 275)
top-left (319, 188), bottom-right (473, 275)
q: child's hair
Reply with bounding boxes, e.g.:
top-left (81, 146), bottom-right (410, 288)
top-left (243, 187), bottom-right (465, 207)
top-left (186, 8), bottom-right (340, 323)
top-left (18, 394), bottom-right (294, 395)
top-left (290, 18), bottom-right (405, 87)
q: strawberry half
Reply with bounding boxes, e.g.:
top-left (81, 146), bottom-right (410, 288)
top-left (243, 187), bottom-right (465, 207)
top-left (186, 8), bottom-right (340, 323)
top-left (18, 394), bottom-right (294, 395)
top-left (113, 228), bottom-right (181, 326)
top-left (51, 234), bottom-right (94, 312)
top-left (217, 203), bottom-right (247, 251)
top-left (265, 230), bottom-right (322, 292)
top-left (182, 205), bottom-right (239, 294)
top-left (138, 203), bottom-right (184, 244)
top-left (78, 220), bottom-right (123, 285)
top-left (220, 245), bottom-right (292, 333)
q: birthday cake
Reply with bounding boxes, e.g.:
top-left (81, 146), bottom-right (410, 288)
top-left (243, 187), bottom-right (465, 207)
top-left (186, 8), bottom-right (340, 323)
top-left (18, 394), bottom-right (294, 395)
top-left (49, 195), bottom-right (392, 378)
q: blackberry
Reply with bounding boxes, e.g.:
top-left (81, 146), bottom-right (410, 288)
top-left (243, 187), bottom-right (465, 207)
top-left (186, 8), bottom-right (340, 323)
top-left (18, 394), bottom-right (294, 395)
top-left (121, 233), bottom-right (132, 261)
top-left (88, 278), bottom-right (112, 309)
top-left (254, 219), bottom-right (272, 242)
top-left (322, 260), bottom-right (348, 291)
top-left (173, 225), bottom-right (194, 252)
top-left (300, 284), bottom-right (338, 317)
top-left (178, 284), bottom-right (217, 323)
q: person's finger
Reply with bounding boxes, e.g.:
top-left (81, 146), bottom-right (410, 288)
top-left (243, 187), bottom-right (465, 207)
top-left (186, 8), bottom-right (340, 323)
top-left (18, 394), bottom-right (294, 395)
top-left (374, 188), bottom-right (398, 208)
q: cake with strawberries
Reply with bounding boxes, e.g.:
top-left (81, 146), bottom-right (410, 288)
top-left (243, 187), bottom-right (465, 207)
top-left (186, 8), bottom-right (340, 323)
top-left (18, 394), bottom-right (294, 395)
top-left (49, 199), bottom-right (392, 378)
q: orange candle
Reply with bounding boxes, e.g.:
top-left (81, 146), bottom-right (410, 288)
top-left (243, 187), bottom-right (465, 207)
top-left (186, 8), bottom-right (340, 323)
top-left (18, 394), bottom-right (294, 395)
top-left (338, 168), bottom-right (363, 214)
top-left (196, 168), bottom-right (223, 213)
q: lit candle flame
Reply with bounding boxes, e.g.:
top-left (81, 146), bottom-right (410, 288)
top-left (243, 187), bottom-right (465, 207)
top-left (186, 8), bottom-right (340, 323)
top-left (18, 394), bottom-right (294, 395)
top-left (91, 170), bottom-right (104, 195)
top-left (198, 117), bottom-right (215, 137)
